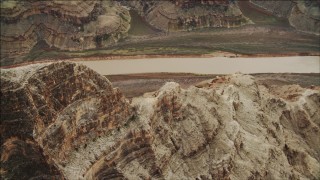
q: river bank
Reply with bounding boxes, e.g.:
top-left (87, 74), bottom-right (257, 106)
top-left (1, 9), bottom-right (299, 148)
top-left (77, 56), bottom-right (320, 75)
top-left (1, 52), bottom-right (319, 69)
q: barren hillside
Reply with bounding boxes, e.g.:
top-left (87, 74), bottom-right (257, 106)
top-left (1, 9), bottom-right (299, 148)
top-left (1, 0), bottom-right (319, 66)
top-left (1, 62), bottom-right (319, 179)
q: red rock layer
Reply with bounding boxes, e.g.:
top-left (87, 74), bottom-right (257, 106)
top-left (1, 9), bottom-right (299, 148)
top-left (0, 62), bottom-right (133, 179)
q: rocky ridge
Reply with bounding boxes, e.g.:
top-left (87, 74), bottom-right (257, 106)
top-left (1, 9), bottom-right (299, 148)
top-left (1, 62), bottom-right (320, 179)
top-left (1, 0), bottom-right (320, 66)
top-left (0, 0), bottom-right (247, 61)
top-left (0, 1), bottom-right (131, 60)
top-left (121, 0), bottom-right (249, 32)
top-left (1, 62), bottom-right (133, 179)
top-left (251, 0), bottom-right (320, 34)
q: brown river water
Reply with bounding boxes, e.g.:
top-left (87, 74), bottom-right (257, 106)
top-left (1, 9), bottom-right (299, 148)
top-left (78, 56), bottom-right (320, 75)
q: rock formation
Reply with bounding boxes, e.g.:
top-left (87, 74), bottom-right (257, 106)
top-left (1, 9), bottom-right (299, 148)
top-left (250, 0), bottom-right (295, 18)
top-left (121, 0), bottom-right (249, 32)
top-left (1, 62), bottom-right (320, 179)
top-left (251, 0), bottom-right (320, 34)
top-left (1, 62), bottom-right (133, 179)
top-left (1, 0), bottom-right (320, 66)
top-left (0, 1), bottom-right (131, 60)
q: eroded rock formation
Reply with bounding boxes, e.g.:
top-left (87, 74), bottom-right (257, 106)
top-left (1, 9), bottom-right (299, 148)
top-left (251, 0), bottom-right (320, 34)
top-left (1, 62), bottom-right (320, 179)
top-left (1, 62), bottom-right (133, 179)
top-left (1, 0), bottom-right (320, 66)
top-left (0, 1), bottom-right (131, 60)
top-left (122, 0), bottom-right (249, 32)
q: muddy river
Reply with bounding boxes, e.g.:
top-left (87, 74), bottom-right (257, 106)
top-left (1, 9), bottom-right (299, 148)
top-left (78, 56), bottom-right (320, 75)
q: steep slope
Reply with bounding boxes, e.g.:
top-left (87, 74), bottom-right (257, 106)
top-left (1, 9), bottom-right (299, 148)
top-left (1, 62), bottom-right (320, 179)
top-left (1, 62), bottom-right (133, 179)
top-left (1, 0), bottom-right (320, 66)
top-left (288, 1), bottom-right (320, 35)
top-left (250, 0), bottom-right (295, 18)
top-left (130, 74), bottom-right (320, 179)
top-left (250, 0), bottom-right (320, 34)
top-left (0, 1), bottom-right (131, 61)
top-left (122, 0), bottom-right (250, 32)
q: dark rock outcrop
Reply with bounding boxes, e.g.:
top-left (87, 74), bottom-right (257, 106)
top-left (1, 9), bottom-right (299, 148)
top-left (1, 62), bottom-right (133, 179)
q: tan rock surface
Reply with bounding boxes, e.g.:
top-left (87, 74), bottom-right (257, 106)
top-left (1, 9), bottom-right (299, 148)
top-left (131, 74), bottom-right (320, 179)
top-left (1, 63), bottom-right (320, 179)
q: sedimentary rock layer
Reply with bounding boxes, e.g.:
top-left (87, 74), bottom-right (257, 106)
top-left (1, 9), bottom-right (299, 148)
top-left (1, 0), bottom-right (320, 65)
top-left (1, 62), bottom-right (133, 179)
top-left (1, 62), bottom-right (319, 179)
top-left (251, 0), bottom-right (320, 34)
top-left (122, 0), bottom-right (249, 31)
top-left (0, 1), bottom-right (131, 59)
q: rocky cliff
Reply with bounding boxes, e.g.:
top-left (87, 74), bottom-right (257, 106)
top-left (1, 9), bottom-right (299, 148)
top-left (1, 62), bottom-right (133, 179)
top-left (121, 0), bottom-right (249, 32)
top-left (0, 0), bottom-right (249, 65)
top-left (1, 62), bottom-right (320, 179)
top-left (251, 0), bottom-right (320, 34)
top-left (0, 1), bottom-right (131, 59)
top-left (1, 0), bottom-right (320, 66)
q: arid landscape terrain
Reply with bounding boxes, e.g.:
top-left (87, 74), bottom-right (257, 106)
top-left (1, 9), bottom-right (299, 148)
top-left (1, 0), bottom-right (320, 180)
top-left (1, 62), bottom-right (320, 179)
top-left (106, 73), bottom-right (320, 98)
top-left (1, 0), bottom-right (320, 66)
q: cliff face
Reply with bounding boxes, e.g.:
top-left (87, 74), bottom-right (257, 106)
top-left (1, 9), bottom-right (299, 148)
top-left (1, 62), bottom-right (320, 179)
top-left (1, 0), bottom-right (320, 65)
top-left (0, 1), bottom-right (131, 59)
top-left (130, 75), bottom-right (320, 179)
top-left (250, 0), bottom-right (320, 34)
top-left (122, 0), bottom-right (249, 32)
top-left (0, 0), bottom-right (249, 63)
top-left (288, 1), bottom-right (320, 35)
top-left (1, 62), bottom-right (133, 179)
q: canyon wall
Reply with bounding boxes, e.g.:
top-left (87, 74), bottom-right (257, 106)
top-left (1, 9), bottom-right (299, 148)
top-left (1, 0), bottom-right (320, 65)
top-left (0, 1), bottom-right (131, 60)
top-left (122, 0), bottom-right (249, 32)
top-left (251, 0), bottom-right (320, 34)
top-left (0, 0), bottom-right (249, 65)
top-left (1, 62), bottom-right (320, 179)
top-left (1, 62), bottom-right (133, 179)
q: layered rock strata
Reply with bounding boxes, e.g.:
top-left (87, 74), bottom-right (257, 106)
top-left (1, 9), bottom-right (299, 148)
top-left (122, 0), bottom-right (249, 32)
top-left (1, 62), bottom-right (320, 179)
top-left (0, 1), bottom-right (131, 59)
top-left (1, 62), bottom-right (133, 179)
top-left (1, 0), bottom-right (320, 65)
top-left (251, 0), bottom-right (320, 34)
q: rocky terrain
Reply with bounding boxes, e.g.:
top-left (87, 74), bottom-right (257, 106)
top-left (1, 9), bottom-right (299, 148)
top-left (107, 73), bottom-right (320, 98)
top-left (1, 0), bottom-right (319, 66)
top-left (251, 0), bottom-right (320, 34)
top-left (1, 62), bottom-right (320, 179)
top-left (0, 0), bottom-right (248, 61)
top-left (0, 1), bottom-right (131, 60)
top-left (121, 0), bottom-right (249, 32)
